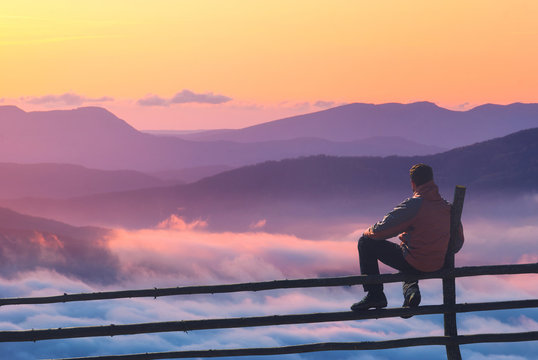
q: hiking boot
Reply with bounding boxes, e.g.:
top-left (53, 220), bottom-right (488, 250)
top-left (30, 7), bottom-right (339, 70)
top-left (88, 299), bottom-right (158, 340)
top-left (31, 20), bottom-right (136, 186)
top-left (351, 291), bottom-right (387, 312)
top-left (401, 287), bottom-right (421, 319)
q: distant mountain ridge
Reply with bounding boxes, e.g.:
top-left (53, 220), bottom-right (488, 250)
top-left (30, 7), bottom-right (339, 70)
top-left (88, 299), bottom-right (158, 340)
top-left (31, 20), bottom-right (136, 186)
top-left (0, 163), bottom-right (167, 199)
top-left (1, 127), bottom-right (536, 229)
top-left (149, 165), bottom-right (234, 183)
top-left (0, 105), bottom-right (446, 171)
top-left (178, 101), bottom-right (538, 147)
top-left (2, 102), bottom-right (537, 171)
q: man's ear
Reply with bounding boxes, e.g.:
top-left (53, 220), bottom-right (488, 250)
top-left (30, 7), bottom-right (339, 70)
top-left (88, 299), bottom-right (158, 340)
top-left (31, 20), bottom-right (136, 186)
top-left (411, 180), bottom-right (417, 192)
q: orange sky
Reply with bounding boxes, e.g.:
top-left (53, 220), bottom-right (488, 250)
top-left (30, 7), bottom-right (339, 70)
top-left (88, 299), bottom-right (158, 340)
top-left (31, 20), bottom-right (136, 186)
top-left (1, 0), bottom-right (538, 129)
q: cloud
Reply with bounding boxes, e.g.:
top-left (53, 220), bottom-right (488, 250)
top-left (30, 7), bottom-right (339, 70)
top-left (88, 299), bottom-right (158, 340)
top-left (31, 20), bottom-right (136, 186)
top-left (229, 102), bottom-right (265, 111)
top-left (136, 95), bottom-right (169, 107)
top-left (455, 218), bottom-right (538, 267)
top-left (1, 216), bottom-right (537, 360)
top-left (289, 101), bottom-right (312, 111)
top-left (106, 223), bottom-right (358, 286)
top-left (276, 100), bottom-right (343, 112)
top-left (22, 93), bottom-right (114, 106)
top-left (457, 102), bottom-right (471, 110)
top-left (171, 89), bottom-right (232, 104)
top-left (459, 314), bottom-right (538, 335)
top-left (314, 100), bottom-right (335, 108)
top-left (137, 89), bottom-right (232, 107)
top-left (249, 219), bottom-right (267, 229)
top-left (0, 228), bottom-right (120, 285)
top-left (1, 213), bottom-right (535, 292)
top-left (457, 274), bottom-right (538, 304)
top-left (462, 351), bottom-right (529, 360)
top-left (156, 214), bottom-right (208, 231)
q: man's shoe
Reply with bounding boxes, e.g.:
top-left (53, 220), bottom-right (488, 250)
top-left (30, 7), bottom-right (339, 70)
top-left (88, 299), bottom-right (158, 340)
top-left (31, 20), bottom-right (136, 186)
top-left (351, 291), bottom-right (387, 312)
top-left (401, 288), bottom-right (421, 319)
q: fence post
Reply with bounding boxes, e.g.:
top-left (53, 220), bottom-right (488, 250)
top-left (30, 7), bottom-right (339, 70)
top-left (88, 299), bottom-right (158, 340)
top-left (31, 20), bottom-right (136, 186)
top-left (443, 185), bottom-right (466, 359)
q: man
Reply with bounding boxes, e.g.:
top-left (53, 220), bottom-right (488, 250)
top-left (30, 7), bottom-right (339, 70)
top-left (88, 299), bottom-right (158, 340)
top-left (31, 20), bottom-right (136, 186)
top-left (351, 164), bottom-right (461, 315)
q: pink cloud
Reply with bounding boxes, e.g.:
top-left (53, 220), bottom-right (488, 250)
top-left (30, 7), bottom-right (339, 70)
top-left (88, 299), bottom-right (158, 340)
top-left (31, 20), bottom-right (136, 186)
top-left (22, 93), bottom-right (114, 106)
top-left (454, 219), bottom-right (538, 267)
top-left (0, 214), bottom-right (535, 360)
top-left (106, 224), bottom-right (358, 287)
top-left (135, 94), bottom-right (168, 107)
top-left (249, 219), bottom-right (267, 230)
top-left (0, 212), bottom-right (535, 360)
top-left (0, 228), bottom-right (119, 284)
top-left (314, 100), bottom-right (336, 108)
top-left (459, 314), bottom-right (538, 335)
top-left (457, 273), bottom-right (538, 303)
top-left (157, 214), bottom-right (208, 231)
top-left (137, 89), bottom-right (232, 107)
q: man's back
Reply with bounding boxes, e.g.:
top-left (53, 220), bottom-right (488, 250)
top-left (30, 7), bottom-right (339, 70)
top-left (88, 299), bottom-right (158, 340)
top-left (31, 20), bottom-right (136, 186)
top-left (364, 180), bottom-right (451, 272)
top-left (401, 181), bottom-right (451, 272)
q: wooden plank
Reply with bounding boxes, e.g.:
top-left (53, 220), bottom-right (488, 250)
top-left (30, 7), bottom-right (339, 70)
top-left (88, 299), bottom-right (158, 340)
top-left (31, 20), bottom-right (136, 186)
top-left (46, 331), bottom-right (538, 360)
top-left (449, 185), bottom-right (466, 254)
top-left (1, 299), bottom-right (537, 343)
top-left (444, 185), bottom-right (466, 359)
top-left (45, 337), bottom-right (455, 360)
top-left (1, 262), bottom-right (536, 307)
top-left (454, 263), bottom-right (538, 276)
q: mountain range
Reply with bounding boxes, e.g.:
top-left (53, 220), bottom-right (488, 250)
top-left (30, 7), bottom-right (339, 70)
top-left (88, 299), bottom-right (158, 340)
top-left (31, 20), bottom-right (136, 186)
top-left (0, 163), bottom-right (166, 199)
top-left (0, 105), bottom-right (442, 172)
top-left (2, 127), bottom-right (536, 231)
top-left (176, 101), bottom-right (538, 147)
top-left (2, 102), bottom-right (537, 172)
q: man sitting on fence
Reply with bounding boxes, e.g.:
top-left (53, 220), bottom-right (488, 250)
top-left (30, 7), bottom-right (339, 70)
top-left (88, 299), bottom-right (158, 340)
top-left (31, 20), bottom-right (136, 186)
top-left (351, 164), bottom-right (462, 316)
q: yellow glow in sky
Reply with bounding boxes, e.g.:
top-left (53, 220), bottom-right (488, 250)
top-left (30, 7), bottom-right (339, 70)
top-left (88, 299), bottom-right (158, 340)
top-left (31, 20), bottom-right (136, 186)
top-left (1, 0), bottom-right (538, 128)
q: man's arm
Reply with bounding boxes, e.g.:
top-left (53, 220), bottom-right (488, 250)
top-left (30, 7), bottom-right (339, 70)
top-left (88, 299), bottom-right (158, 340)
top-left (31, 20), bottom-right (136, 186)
top-left (363, 197), bottom-right (422, 240)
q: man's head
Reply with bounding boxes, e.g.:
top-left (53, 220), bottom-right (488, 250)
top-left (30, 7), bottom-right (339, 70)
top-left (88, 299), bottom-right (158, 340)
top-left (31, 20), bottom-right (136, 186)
top-left (409, 163), bottom-right (433, 189)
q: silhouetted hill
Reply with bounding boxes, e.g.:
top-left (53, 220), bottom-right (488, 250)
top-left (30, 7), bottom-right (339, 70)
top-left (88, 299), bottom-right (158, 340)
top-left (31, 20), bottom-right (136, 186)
top-left (193, 127), bottom-right (538, 196)
top-left (150, 165), bottom-right (234, 183)
top-left (0, 207), bottom-right (118, 284)
top-left (0, 206), bottom-right (105, 239)
top-left (178, 102), bottom-right (538, 147)
top-left (1, 128), bottom-right (535, 229)
top-left (0, 105), bottom-right (445, 171)
top-left (424, 126), bottom-right (538, 190)
top-left (0, 163), bottom-right (166, 198)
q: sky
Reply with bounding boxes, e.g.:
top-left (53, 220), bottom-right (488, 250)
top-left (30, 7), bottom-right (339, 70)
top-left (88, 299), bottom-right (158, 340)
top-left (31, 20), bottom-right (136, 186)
top-left (2, 0), bottom-right (538, 130)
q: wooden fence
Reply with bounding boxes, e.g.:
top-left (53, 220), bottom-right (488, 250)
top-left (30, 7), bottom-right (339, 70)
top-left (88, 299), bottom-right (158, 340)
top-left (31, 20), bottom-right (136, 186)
top-left (0, 186), bottom-right (536, 359)
top-left (0, 262), bottom-right (536, 360)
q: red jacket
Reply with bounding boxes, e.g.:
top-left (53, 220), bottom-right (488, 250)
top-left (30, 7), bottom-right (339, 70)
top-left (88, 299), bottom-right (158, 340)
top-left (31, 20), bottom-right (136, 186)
top-left (363, 180), bottom-right (460, 272)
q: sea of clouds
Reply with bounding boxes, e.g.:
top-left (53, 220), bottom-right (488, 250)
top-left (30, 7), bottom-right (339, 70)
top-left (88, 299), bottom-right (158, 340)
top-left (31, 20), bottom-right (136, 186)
top-left (0, 214), bottom-right (537, 360)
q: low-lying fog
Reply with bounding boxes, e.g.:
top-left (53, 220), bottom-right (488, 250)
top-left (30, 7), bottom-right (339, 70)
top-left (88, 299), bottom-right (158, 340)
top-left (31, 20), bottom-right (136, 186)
top-left (1, 193), bottom-right (537, 360)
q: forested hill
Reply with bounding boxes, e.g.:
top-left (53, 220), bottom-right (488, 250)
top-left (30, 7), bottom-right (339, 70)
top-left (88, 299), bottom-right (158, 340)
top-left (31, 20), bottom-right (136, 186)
top-left (190, 126), bottom-right (538, 198)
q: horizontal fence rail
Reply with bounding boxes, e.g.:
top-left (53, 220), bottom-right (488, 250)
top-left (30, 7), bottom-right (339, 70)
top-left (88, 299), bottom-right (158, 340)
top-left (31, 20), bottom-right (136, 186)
top-left (1, 299), bottom-right (537, 343)
top-left (48, 331), bottom-right (538, 360)
top-left (1, 263), bottom-right (536, 307)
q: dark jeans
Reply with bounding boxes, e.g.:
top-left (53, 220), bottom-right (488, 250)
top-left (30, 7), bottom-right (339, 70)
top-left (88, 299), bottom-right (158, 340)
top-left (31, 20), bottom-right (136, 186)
top-left (358, 235), bottom-right (422, 295)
